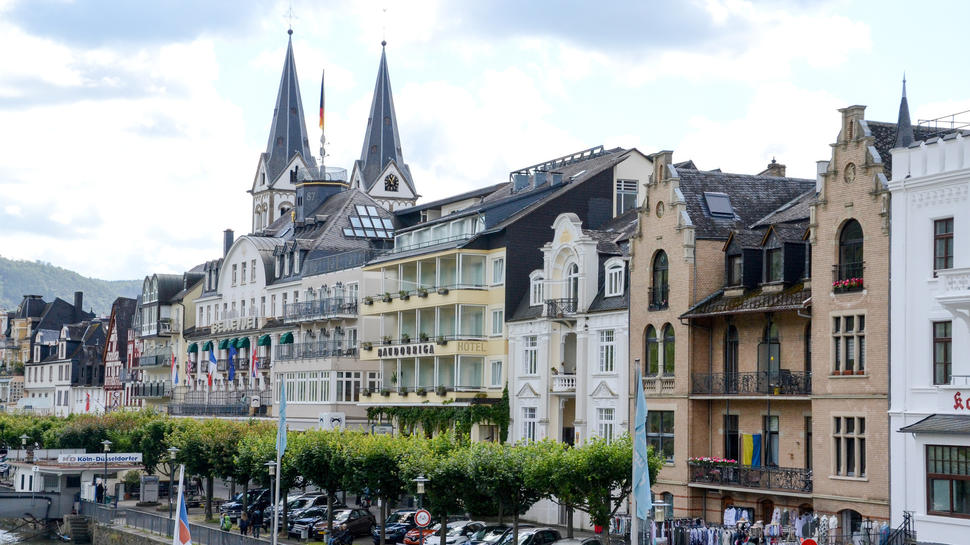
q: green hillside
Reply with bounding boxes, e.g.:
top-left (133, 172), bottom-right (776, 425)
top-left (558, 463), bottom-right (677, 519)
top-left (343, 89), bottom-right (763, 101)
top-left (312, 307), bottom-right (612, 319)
top-left (0, 256), bottom-right (141, 317)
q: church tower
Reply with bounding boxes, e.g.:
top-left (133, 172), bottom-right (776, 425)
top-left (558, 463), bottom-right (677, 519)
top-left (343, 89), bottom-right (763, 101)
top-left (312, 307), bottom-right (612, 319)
top-left (250, 30), bottom-right (317, 233)
top-left (349, 41), bottom-right (418, 211)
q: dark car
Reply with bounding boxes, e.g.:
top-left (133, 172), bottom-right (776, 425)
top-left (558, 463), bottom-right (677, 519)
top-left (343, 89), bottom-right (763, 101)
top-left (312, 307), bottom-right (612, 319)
top-left (288, 506), bottom-right (331, 537)
top-left (268, 494), bottom-right (345, 530)
top-left (312, 508), bottom-right (376, 541)
top-left (425, 521), bottom-right (486, 545)
top-left (470, 525), bottom-right (535, 545)
top-left (550, 539), bottom-right (600, 545)
top-left (495, 528), bottom-right (561, 545)
top-left (373, 510), bottom-right (418, 544)
top-left (219, 488), bottom-right (269, 522)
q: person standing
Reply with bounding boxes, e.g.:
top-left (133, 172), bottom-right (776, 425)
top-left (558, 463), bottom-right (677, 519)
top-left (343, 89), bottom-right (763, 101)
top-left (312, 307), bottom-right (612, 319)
top-left (251, 507), bottom-right (262, 539)
top-left (239, 512), bottom-right (250, 536)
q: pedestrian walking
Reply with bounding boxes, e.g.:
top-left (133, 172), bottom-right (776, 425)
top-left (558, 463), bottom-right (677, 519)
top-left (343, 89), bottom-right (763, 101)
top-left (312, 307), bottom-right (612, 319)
top-left (251, 507), bottom-right (262, 539)
top-left (220, 513), bottom-right (232, 532)
top-left (239, 512), bottom-right (250, 536)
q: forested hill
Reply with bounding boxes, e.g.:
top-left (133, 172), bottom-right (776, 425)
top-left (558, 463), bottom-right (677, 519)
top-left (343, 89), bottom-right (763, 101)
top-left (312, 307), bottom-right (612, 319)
top-left (0, 256), bottom-right (141, 317)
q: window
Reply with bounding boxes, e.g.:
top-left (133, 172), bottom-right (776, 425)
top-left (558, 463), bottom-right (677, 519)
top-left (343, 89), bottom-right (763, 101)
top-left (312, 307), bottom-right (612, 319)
top-left (662, 324), bottom-right (675, 375)
top-left (232, 264), bottom-right (238, 285)
top-left (766, 248), bottom-right (782, 282)
top-left (522, 406), bottom-right (537, 442)
top-left (934, 321), bottom-right (953, 385)
top-left (241, 262), bottom-right (247, 284)
top-left (645, 326), bottom-right (659, 376)
top-left (366, 371), bottom-right (380, 392)
top-left (833, 416), bottom-right (866, 477)
top-left (805, 416), bottom-right (813, 470)
top-left (727, 255), bottom-right (742, 286)
top-left (343, 205), bottom-right (395, 239)
top-left (530, 274), bottom-right (544, 306)
top-left (616, 179), bottom-right (638, 215)
top-left (927, 445), bottom-right (970, 517)
top-left (759, 322), bottom-right (781, 381)
top-left (606, 262), bottom-right (624, 297)
top-left (599, 330), bottom-right (615, 373)
top-left (490, 360), bottom-right (503, 387)
top-left (260, 297), bottom-right (266, 317)
top-left (763, 415), bottom-right (779, 467)
top-left (650, 251), bottom-right (669, 310)
top-left (566, 263), bottom-right (580, 302)
top-left (598, 408), bottom-right (615, 443)
top-left (935, 218), bottom-right (955, 272)
top-left (832, 314), bottom-right (866, 374)
top-left (492, 258), bottom-right (505, 285)
top-left (336, 371), bottom-right (362, 402)
top-left (491, 309), bottom-right (504, 336)
top-left (524, 336), bottom-right (538, 375)
top-left (724, 414), bottom-right (739, 462)
top-left (647, 411), bottom-right (675, 462)
top-left (251, 259), bottom-right (257, 282)
top-left (724, 326), bottom-right (739, 392)
top-left (838, 219), bottom-right (864, 281)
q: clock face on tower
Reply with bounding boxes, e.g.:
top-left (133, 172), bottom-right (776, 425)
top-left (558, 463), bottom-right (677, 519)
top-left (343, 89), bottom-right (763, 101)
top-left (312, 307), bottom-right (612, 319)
top-left (384, 173), bottom-right (399, 192)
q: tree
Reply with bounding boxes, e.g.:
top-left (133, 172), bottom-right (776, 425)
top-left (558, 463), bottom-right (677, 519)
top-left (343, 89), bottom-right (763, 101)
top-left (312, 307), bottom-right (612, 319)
top-left (293, 430), bottom-right (353, 538)
top-left (346, 433), bottom-right (410, 545)
top-left (234, 425), bottom-right (275, 513)
top-left (403, 434), bottom-right (468, 543)
top-left (168, 419), bottom-right (241, 520)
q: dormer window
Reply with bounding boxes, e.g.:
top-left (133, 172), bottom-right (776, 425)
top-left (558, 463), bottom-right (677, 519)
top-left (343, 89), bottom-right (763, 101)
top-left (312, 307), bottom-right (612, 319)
top-left (727, 255), bottom-right (743, 286)
top-left (605, 260), bottom-right (624, 297)
top-left (765, 248), bottom-right (783, 283)
top-left (530, 273), bottom-right (544, 306)
top-left (59, 342), bottom-right (65, 359)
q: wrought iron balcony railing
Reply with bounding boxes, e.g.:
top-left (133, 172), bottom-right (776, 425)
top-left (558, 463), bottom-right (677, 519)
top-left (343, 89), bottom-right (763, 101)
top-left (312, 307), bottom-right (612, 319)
top-left (690, 370), bottom-right (811, 396)
top-left (168, 388), bottom-right (271, 416)
top-left (648, 286), bottom-right (669, 311)
top-left (688, 461), bottom-right (812, 493)
top-left (832, 263), bottom-right (864, 292)
top-left (130, 381), bottom-right (172, 399)
top-left (275, 342), bottom-right (358, 361)
top-left (545, 298), bottom-right (577, 318)
top-left (283, 297), bottom-right (359, 322)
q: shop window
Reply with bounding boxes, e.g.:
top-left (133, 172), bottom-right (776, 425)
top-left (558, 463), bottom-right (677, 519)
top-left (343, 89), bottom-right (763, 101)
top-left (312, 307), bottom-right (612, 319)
top-left (927, 445), bottom-right (970, 517)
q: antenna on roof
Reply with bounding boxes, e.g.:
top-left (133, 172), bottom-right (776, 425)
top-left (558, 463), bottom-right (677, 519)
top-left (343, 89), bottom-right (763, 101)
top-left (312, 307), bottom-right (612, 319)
top-left (382, 6), bottom-right (388, 46)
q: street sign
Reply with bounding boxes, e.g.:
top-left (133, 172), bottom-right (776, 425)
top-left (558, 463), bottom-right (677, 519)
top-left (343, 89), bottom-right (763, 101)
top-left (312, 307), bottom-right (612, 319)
top-left (415, 509), bottom-right (432, 528)
top-left (801, 540), bottom-right (817, 545)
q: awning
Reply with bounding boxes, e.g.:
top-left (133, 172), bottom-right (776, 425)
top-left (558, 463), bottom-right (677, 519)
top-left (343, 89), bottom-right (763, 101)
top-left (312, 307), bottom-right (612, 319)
top-left (236, 337), bottom-right (251, 349)
top-left (257, 334), bottom-right (271, 347)
top-left (187, 343), bottom-right (198, 353)
top-left (899, 414), bottom-right (970, 435)
top-left (279, 332), bottom-right (294, 344)
top-left (229, 337), bottom-right (239, 349)
top-left (218, 339), bottom-right (230, 350)
top-left (202, 341), bottom-right (213, 352)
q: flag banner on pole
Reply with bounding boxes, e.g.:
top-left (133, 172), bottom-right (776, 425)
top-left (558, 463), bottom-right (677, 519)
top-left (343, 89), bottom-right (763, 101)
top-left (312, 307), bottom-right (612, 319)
top-left (319, 69), bottom-right (325, 130)
top-left (250, 347), bottom-right (258, 379)
top-left (173, 464), bottom-right (192, 545)
top-left (172, 352), bottom-right (178, 386)
top-left (276, 377), bottom-right (287, 456)
top-left (633, 369), bottom-right (653, 519)
top-left (207, 349), bottom-right (217, 389)
top-left (227, 345), bottom-right (237, 382)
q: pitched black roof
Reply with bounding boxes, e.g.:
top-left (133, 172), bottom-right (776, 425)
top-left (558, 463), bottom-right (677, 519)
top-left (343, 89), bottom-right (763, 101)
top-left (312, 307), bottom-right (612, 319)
top-left (14, 295), bottom-right (46, 319)
top-left (680, 283), bottom-right (810, 319)
top-left (866, 121), bottom-right (938, 179)
top-left (899, 414), bottom-right (970, 435)
top-left (108, 297), bottom-right (137, 363)
top-left (33, 298), bottom-right (94, 340)
top-left (263, 33), bottom-right (316, 184)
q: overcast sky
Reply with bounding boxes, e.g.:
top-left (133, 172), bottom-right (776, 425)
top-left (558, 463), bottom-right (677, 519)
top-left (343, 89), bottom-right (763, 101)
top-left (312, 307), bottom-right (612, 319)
top-left (0, 0), bottom-right (967, 281)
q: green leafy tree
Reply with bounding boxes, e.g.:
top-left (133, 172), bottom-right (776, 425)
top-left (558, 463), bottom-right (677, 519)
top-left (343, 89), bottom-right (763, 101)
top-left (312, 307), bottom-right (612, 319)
top-left (293, 430), bottom-right (353, 537)
top-left (346, 433), bottom-right (410, 545)
top-left (168, 419), bottom-right (240, 520)
top-left (403, 434), bottom-right (468, 542)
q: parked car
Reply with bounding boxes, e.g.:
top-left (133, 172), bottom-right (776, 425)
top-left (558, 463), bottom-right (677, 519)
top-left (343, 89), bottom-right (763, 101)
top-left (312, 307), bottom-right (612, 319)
top-left (312, 508), bottom-right (376, 541)
top-left (404, 518), bottom-right (467, 545)
top-left (373, 510), bottom-right (418, 544)
top-left (288, 506), bottom-right (331, 537)
top-left (470, 525), bottom-right (534, 545)
top-left (219, 488), bottom-right (269, 523)
top-left (425, 521), bottom-right (486, 545)
top-left (550, 538), bottom-right (600, 545)
top-left (495, 528), bottom-right (562, 545)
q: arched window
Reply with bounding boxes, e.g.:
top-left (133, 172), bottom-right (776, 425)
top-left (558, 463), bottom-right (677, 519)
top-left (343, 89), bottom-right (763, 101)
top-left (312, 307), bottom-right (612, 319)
top-left (650, 251), bottom-right (669, 310)
top-left (724, 325), bottom-right (739, 393)
top-left (605, 261), bottom-right (624, 297)
top-left (839, 509), bottom-right (862, 535)
top-left (566, 263), bottom-right (580, 303)
top-left (645, 326), bottom-right (659, 376)
top-left (838, 219), bottom-right (864, 281)
top-left (662, 324), bottom-right (675, 375)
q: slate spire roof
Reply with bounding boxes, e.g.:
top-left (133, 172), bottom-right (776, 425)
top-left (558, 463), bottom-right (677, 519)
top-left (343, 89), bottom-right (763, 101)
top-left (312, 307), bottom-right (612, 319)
top-left (356, 41), bottom-right (414, 193)
top-left (895, 75), bottom-right (915, 149)
top-left (264, 30), bottom-right (316, 183)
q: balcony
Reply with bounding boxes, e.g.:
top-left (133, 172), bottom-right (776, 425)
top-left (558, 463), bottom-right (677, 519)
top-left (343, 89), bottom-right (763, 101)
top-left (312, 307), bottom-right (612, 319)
top-left (551, 374), bottom-right (576, 393)
top-left (832, 263), bottom-right (864, 293)
top-left (691, 370), bottom-right (811, 396)
top-left (643, 375), bottom-right (675, 394)
top-left (275, 342), bottom-right (358, 361)
top-left (545, 298), bottom-right (577, 318)
top-left (168, 388), bottom-right (271, 416)
top-left (648, 286), bottom-right (669, 311)
top-left (688, 461), bottom-right (812, 494)
top-left (283, 297), bottom-right (359, 323)
top-left (130, 381), bottom-right (172, 399)
top-left (937, 267), bottom-right (970, 311)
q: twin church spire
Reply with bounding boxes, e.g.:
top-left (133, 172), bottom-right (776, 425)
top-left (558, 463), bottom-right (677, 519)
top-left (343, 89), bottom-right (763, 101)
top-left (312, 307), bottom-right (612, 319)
top-left (263, 30), bottom-right (316, 184)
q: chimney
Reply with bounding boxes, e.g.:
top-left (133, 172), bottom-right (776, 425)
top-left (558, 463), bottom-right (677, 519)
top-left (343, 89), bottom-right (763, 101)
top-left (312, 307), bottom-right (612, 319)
top-left (223, 229), bottom-right (234, 257)
top-left (512, 173), bottom-right (529, 192)
top-left (652, 150), bottom-right (674, 183)
top-left (551, 172), bottom-right (564, 186)
top-left (816, 160), bottom-right (830, 193)
top-left (760, 158), bottom-right (787, 177)
top-left (74, 291), bottom-right (83, 322)
top-left (534, 171), bottom-right (548, 187)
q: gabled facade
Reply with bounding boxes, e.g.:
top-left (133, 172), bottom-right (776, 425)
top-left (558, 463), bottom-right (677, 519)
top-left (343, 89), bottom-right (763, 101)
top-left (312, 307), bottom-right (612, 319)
top-left (103, 297), bottom-right (136, 411)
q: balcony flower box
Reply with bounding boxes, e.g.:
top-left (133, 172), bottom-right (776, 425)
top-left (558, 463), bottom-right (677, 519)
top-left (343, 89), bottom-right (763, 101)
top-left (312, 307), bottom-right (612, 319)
top-left (361, 342), bottom-right (373, 351)
top-left (397, 388), bottom-right (409, 396)
top-left (399, 290), bottom-right (410, 301)
top-left (687, 457), bottom-right (738, 468)
top-left (382, 336), bottom-right (392, 346)
top-left (437, 287), bottom-right (449, 295)
top-left (380, 389), bottom-right (391, 396)
top-left (382, 293), bottom-right (393, 303)
top-left (416, 388), bottom-right (427, 397)
top-left (363, 296), bottom-right (374, 305)
top-left (855, 369), bottom-right (865, 375)
top-left (833, 278), bottom-right (864, 293)
top-left (417, 288), bottom-right (429, 298)
top-left (401, 334), bottom-right (411, 344)
top-left (436, 336), bottom-right (448, 346)
top-left (436, 386), bottom-right (447, 396)
top-left (419, 333), bottom-right (430, 343)
top-left (362, 389), bottom-right (372, 397)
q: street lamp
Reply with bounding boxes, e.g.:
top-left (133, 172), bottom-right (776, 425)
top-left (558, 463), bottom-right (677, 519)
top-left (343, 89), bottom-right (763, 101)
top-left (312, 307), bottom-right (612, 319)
top-left (265, 461), bottom-right (277, 536)
top-left (101, 439), bottom-right (112, 505)
top-left (167, 446), bottom-right (180, 519)
top-left (19, 434), bottom-right (27, 461)
top-left (413, 474), bottom-right (429, 545)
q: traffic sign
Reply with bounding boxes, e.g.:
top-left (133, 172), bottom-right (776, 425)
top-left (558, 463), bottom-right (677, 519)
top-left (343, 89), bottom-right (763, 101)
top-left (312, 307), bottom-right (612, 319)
top-left (415, 509), bottom-right (432, 528)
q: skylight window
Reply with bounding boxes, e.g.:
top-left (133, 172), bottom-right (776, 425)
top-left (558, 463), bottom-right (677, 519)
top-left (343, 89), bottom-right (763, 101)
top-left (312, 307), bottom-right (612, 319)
top-left (344, 205), bottom-right (394, 239)
top-left (704, 192), bottom-right (734, 218)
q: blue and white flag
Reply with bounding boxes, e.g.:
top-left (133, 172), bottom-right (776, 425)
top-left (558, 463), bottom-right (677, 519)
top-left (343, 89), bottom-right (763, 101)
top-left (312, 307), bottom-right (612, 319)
top-left (276, 378), bottom-right (287, 456)
top-left (227, 345), bottom-right (237, 382)
top-left (633, 370), bottom-right (653, 519)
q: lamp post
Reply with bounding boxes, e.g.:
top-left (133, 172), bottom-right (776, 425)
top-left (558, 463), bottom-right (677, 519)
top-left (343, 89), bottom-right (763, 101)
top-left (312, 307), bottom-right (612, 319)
top-left (167, 446), bottom-right (180, 519)
top-left (19, 434), bottom-right (27, 461)
top-left (101, 439), bottom-right (111, 505)
top-left (413, 474), bottom-right (428, 545)
top-left (265, 461), bottom-right (277, 536)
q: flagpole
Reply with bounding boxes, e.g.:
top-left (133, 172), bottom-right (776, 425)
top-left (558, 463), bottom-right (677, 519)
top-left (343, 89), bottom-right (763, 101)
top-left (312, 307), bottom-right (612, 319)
top-left (272, 442), bottom-right (282, 545)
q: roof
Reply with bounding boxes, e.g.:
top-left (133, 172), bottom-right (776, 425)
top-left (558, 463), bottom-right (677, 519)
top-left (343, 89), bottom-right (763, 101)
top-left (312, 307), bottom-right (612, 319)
top-left (866, 121), bottom-right (938, 179)
top-left (680, 283), bottom-right (811, 319)
top-left (14, 295), bottom-right (46, 319)
top-left (674, 168), bottom-right (815, 239)
top-left (750, 189), bottom-right (814, 228)
top-left (899, 414), bottom-right (970, 435)
top-left (357, 43), bottom-right (414, 194)
top-left (107, 297), bottom-right (137, 363)
top-left (399, 182), bottom-right (507, 216)
top-left (154, 274), bottom-right (184, 303)
top-left (34, 298), bottom-right (94, 339)
top-left (263, 33), bottom-right (316, 184)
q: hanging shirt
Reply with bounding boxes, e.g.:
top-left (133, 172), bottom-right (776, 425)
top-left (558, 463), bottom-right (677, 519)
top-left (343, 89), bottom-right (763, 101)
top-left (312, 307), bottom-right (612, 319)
top-left (724, 508), bottom-right (736, 527)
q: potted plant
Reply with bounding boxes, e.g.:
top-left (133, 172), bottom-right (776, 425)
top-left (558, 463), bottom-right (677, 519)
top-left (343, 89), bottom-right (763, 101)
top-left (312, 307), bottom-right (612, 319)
top-left (436, 336), bottom-right (448, 346)
top-left (362, 389), bottom-right (372, 397)
top-left (437, 287), bottom-right (449, 295)
top-left (398, 387), bottom-right (409, 396)
top-left (362, 342), bottom-right (373, 351)
top-left (417, 287), bottom-right (429, 298)
top-left (416, 387), bottom-right (427, 396)
top-left (551, 366), bottom-right (559, 375)
top-left (390, 372), bottom-right (398, 385)
top-left (419, 332), bottom-right (430, 343)
top-left (855, 369), bottom-right (865, 375)
top-left (401, 333), bottom-right (411, 344)
top-left (382, 335), bottom-right (392, 345)
top-left (436, 385), bottom-right (447, 396)
top-left (382, 292), bottom-right (393, 303)
top-left (363, 296), bottom-right (374, 305)
top-left (380, 389), bottom-right (391, 396)
top-left (399, 289), bottom-right (410, 301)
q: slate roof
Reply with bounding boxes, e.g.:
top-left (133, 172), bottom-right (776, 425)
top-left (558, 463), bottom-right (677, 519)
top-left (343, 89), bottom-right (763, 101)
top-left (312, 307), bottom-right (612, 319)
top-left (108, 297), bottom-right (137, 363)
top-left (674, 167), bottom-right (815, 240)
top-left (34, 298), bottom-right (94, 340)
top-left (750, 189), bottom-right (814, 228)
top-left (14, 295), bottom-right (46, 319)
top-left (356, 44), bottom-right (414, 193)
top-left (899, 414), bottom-right (970, 435)
top-left (866, 121), bottom-right (938, 179)
top-left (155, 274), bottom-right (184, 303)
top-left (680, 283), bottom-right (810, 318)
top-left (263, 33), bottom-right (316, 184)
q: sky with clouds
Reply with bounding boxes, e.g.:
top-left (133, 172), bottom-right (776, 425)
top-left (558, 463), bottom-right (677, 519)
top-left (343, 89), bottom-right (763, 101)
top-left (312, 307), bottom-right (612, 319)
top-left (0, 0), bottom-right (967, 281)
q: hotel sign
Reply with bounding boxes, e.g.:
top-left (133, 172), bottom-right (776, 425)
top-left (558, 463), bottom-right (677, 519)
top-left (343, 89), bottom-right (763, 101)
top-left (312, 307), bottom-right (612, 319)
top-left (211, 317), bottom-right (261, 333)
top-left (378, 343), bottom-right (437, 358)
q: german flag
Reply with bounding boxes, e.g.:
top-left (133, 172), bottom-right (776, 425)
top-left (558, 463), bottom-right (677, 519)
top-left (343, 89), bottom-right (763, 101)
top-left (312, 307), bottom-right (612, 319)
top-left (319, 69), bottom-right (325, 130)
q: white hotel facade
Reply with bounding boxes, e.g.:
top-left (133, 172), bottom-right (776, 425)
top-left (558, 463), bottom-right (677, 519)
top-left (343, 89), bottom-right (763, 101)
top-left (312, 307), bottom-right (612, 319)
top-left (889, 131), bottom-right (970, 544)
